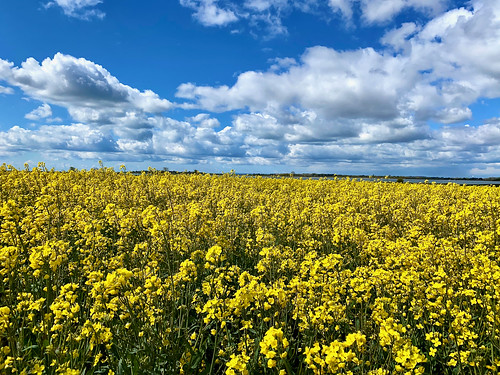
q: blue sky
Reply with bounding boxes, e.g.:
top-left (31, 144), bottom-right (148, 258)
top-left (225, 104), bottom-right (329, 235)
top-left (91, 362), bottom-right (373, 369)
top-left (1, 0), bottom-right (500, 176)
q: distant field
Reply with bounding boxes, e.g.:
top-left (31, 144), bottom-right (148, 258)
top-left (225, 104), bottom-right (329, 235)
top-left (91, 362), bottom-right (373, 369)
top-left (1, 166), bottom-right (500, 374)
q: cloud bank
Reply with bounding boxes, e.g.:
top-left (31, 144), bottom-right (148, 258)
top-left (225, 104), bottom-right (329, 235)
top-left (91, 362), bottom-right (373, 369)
top-left (2, 0), bottom-right (500, 175)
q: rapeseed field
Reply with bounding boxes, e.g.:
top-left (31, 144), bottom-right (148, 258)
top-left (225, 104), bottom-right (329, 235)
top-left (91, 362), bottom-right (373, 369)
top-left (1, 163), bottom-right (499, 374)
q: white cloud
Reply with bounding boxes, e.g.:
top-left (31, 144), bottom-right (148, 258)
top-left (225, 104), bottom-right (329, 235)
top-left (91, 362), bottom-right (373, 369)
top-left (0, 53), bottom-right (172, 112)
top-left (179, 0), bottom-right (238, 26)
top-left (439, 120), bottom-right (500, 147)
top-left (327, 0), bottom-right (448, 23)
top-left (381, 22), bottom-right (420, 51)
top-left (187, 113), bottom-right (221, 128)
top-left (0, 85), bottom-right (13, 95)
top-left (434, 107), bottom-right (472, 125)
top-left (25, 103), bottom-right (53, 121)
top-left (0, 60), bottom-right (13, 78)
top-left (0, 123), bottom-right (116, 153)
top-left (177, 46), bottom-right (413, 124)
top-left (0, 53), bottom-right (172, 133)
top-left (178, 0), bottom-right (298, 36)
top-left (180, 0), bottom-right (453, 36)
top-left (268, 57), bottom-right (297, 72)
top-left (149, 117), bottom-right (243, 158)
top-left (328, 0), bottom-right (352, 19)
top-left (245, 0), bottom-right (279, 12)
top-left (469, 164), bottom-right (500, 176)
top-left (177, 0), bottom-right (500, 133)
top-left (45, 0), bottom-right (105, 20)
top-left (360, 0), bottom-right (447, 24)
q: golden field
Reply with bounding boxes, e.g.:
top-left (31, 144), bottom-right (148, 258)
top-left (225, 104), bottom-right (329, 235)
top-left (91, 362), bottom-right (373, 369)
top-left (1, 164), bottom-right (500, 374)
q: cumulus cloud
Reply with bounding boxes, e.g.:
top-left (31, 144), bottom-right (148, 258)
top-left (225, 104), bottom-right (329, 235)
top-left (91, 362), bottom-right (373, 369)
top-left (170, 0), bottom-right (500, 172)
top-left (439, 120), bottom-right (500, 148)
top-left (0, 53), bottom-right (172, 136)
top-left (25, 103), bottom-right (53, 121)
top-left (434, 107), bottom-right (472, 125)
top-left (179, 0), bottom-right (238, 26)
top-left (359, 0), bottom-right (447, 24)
top-left (325, 0), bottom-right (449, 24)
top-left (177, 0), bottom-right (500, 129)
top-left (470, 165), bottom-right (500, 176)
top-left (268, 57), bottom-right (297, 72)
top-left (380, 22), bottom-right (420, 51)
top-left (328, 0), bottom-right (353, 19)
top-left (0, 53), bottom-right (172, 112)
top-left (0, 124), bottom-right (116, 153)
top-left (187, 113), bottom-right (221, 128)
top-left (110, 115), bottom-right (248, 162)
top-left (45, 0), bottom-right (105, 20)
top-left (176, 46), bottom-right (413, 125)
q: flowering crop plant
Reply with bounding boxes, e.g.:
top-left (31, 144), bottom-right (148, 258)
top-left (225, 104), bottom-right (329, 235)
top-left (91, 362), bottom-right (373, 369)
top-left (1, 163), bottom-right (500, 374)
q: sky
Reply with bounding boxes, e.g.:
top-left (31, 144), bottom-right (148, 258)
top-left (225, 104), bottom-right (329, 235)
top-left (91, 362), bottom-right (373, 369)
top-left (1, 0), bottom-right (500, 176)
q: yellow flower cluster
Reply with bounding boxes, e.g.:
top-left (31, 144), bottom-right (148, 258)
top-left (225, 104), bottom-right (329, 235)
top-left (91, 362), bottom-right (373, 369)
top-left (1, 164), bottom-right (500, 374)
top-left (259, 327), bottom-right (289, 369)
top-left (226, 352), bottom-right (250, 375)
top-left (304, 332), bottom-right (366, 374)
